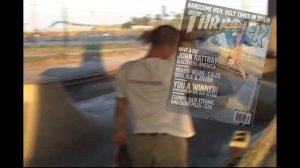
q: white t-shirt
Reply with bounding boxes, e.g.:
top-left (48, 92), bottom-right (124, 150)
top-left (115, 54), bottom-right (195, 138)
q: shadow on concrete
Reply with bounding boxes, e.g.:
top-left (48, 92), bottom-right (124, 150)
top-left (24, 43), bottom-right (116, 166)
top-left (39, 44), bottom-right (107, 80)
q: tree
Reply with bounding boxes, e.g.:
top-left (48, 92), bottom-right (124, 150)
top-left (130, 15), bottom-right (151, 25)
top-left (155, 14), bottom-right (162, 21)
top-left (175, 13), bottom-right (182, 20)
top-left (121, 22), bottom-right (133, 29)
top-left (140, 16), bottom-right (150, 25)
top-left (131, 17), bottom-right (139, 25)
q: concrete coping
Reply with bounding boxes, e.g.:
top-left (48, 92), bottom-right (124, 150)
top-left (24, 76), bottom-right (60, 84)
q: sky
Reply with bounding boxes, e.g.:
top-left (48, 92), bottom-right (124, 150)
top-left (24, 0), bottom-right (269, 30)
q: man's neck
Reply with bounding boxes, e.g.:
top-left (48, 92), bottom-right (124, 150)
top-left (146, 47), bottom-right (165, 59)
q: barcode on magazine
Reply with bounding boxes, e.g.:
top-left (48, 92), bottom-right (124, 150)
top-left (233, 111), bottom-right (252, 125)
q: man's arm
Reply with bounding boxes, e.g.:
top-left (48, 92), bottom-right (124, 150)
top-left (115, 97), bottom-right (128, 145)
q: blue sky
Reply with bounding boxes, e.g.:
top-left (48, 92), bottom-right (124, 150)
top-left (24, 0), bottom-right (268, 30)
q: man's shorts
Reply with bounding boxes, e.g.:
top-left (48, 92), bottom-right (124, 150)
top-left (132, 133), bottom-right (188, 167)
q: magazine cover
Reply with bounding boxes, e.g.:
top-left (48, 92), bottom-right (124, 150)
top-left (166, 0), bottom-right (272, 127)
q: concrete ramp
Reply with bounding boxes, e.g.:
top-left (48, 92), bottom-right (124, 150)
top-left (237, 116), bottom-right (276, 167)
top-left (24, 80), bottom-right (111, 167)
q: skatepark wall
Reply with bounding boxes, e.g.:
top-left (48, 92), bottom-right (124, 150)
top-left (24, 80), bottom-right (107, 167)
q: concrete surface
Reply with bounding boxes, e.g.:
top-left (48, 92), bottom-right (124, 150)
top-left (23, 81), bottom-right (275, 167)
top-left (237, 116), bottom-right (276, 167)
top-left (24, 54), bottom-right (144, 83)
top-left (23, 56), bottom-right (276, 167)
top-left (24, 81), bottom-right (116, 167)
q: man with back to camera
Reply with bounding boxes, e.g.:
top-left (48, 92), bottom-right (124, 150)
top-left (114, 25), bottom-right (195, 167)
